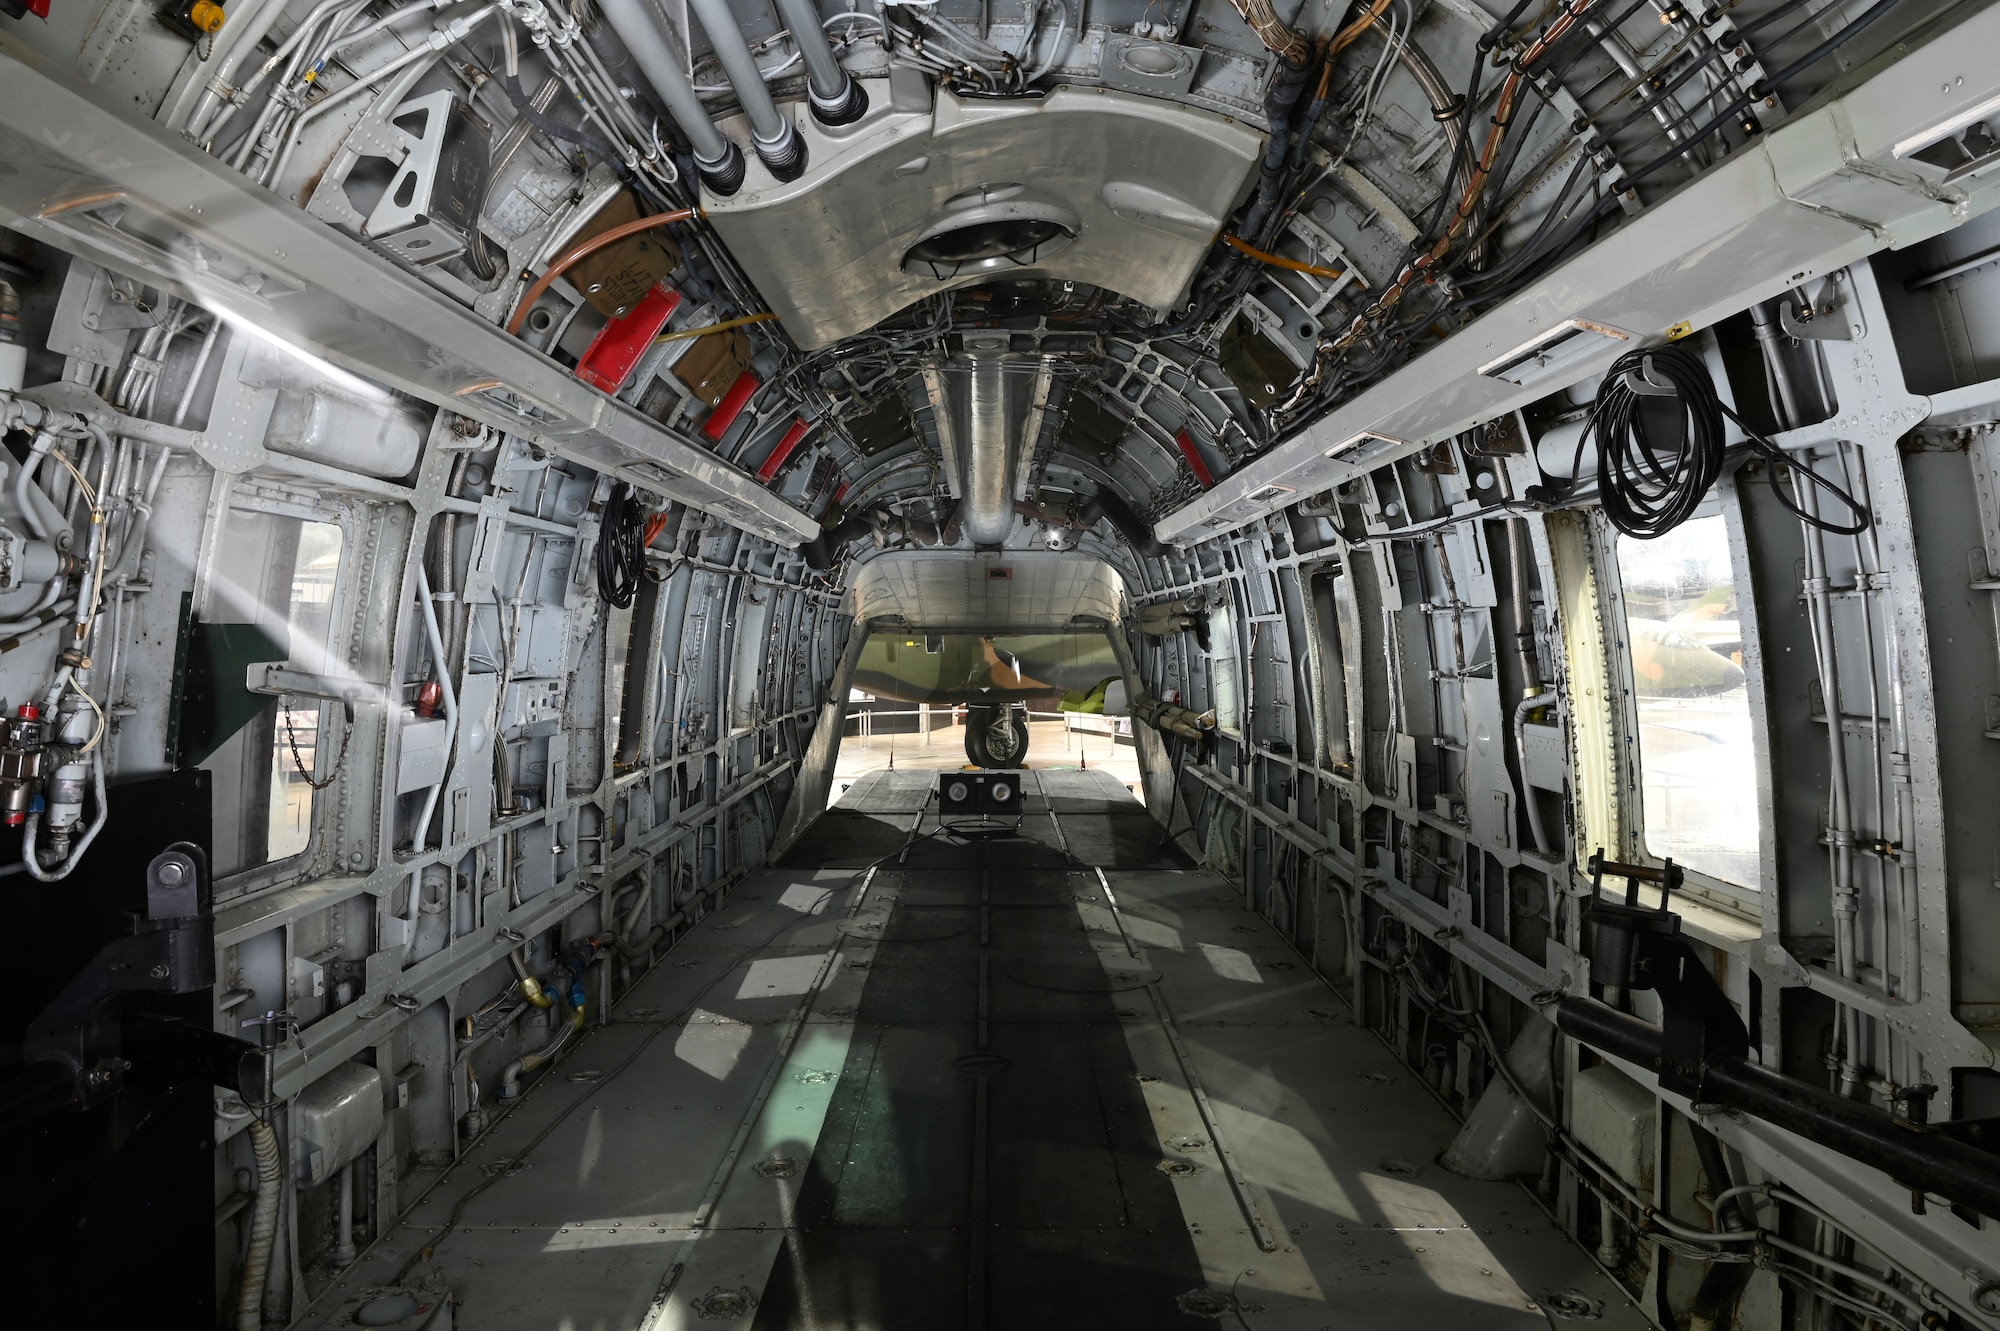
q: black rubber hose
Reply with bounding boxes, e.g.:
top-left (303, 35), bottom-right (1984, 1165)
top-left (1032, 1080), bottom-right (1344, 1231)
top-left (1079, 486), bottom-right (1165, 558)
top-left (1239, 55), bottom-right (1319, 246)
top-left (501, 72), bottom-right (621, 163)
top-left (800, 511), bottom-right (877, 570)
top-left (1559, 996), bottom-right (2000, 1220)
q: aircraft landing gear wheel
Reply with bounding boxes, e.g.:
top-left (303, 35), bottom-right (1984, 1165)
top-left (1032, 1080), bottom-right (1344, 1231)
top-left (965, 704), bottom-right (1029, 769)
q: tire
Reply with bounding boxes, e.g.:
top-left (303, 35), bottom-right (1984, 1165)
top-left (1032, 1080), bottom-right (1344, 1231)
top-left (965, 704), bottom-right (1029, 769)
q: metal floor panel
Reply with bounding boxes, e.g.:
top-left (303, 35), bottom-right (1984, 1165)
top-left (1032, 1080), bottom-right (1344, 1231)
top-left (303, 783), bottom-right (1640, 1330)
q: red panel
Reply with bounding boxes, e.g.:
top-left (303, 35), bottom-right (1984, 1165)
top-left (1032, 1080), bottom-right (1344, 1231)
top-left (1175, 428), bottom-right (1214, 488)
top-left (702, 371), bottom-right (760, 442)
top-left (576, 284), bottom-right (682, 394)
top-left (757, 418), bottom-right (813, 482)
top-left (26, 0), bottom-right (49, 16)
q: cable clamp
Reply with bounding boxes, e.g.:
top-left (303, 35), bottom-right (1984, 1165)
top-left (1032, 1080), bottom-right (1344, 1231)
top-left (1620, 354), bottom-right (1678, 398)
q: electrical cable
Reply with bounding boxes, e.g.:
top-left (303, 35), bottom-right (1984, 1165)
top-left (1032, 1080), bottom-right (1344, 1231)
top-left (594, 481), bottom-right (647, 608)
top-left (1531, 344), bottom-right (1870, 539)
top-left (1218, 233), bottom-right (1348, 279)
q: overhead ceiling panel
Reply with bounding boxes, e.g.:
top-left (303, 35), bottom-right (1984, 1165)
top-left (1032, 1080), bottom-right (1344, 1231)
top-left (848, 553), bottom-right (1124, 632)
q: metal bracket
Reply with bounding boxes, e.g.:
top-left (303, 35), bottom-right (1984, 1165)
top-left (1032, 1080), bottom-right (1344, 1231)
top-left (1619, 354), bottom-right (1680, 398)
top-left (1779, 299), bottom-right (1851, 341)
top-left (245, 662), bottom-right (372, 705)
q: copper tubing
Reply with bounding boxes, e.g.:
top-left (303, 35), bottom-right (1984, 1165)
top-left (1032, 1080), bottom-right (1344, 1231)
top-left (1221, 232), bottom-right (1348, 280)
top-left (505, 208), bottom-right (700, 336)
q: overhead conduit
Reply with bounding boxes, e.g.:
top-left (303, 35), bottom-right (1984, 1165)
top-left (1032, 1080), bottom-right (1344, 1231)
top-left (595, 0), bottom-right (747, 194)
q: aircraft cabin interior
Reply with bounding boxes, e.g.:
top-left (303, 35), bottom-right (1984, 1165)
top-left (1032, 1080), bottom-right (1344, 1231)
top-left (4, 0), bottom-right (2000, 1325)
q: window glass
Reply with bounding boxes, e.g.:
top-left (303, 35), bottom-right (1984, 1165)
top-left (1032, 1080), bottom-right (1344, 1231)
top-left (207, 514), bottom-right (344, 876)
top-left (852, 632), bottom-right (1119, 704)
top-left (1616, 516), bottom-right (1756, 886)
top-left (269, 522), bottom-right (343, 862)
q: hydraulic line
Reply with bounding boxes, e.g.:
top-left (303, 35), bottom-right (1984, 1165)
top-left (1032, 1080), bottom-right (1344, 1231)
top-left (595, 0), bottom-right (747, 192)
top-left (1219, 233), bottom-right (1347, 279)
top-left (773, 0), bottom-right (870, 124)
top-left (688, 0), bottom-right (807, 179)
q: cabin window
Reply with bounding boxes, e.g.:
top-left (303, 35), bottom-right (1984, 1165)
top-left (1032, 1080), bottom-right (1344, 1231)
top-left (1614, 515), bottom-right (1757, 886)
top-left (207, 514), bottom-right (345, 877)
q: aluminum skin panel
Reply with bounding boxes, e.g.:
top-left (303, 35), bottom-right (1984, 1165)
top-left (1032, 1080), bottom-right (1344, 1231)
top-left (703, 81), bottom-right (1264, 349)
top-left (0, 33), bottom-right (818, 547)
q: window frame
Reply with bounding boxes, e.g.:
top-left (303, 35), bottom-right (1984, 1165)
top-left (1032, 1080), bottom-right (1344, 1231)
top-left (209, 494), bottom-right (359, 899)
top-left (1599, 470), bottom-right (1774, 917)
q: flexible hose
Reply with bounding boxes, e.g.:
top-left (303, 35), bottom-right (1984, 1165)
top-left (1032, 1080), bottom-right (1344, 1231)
top-left (1531, 344), bottom-right (1871, 539)
top-left (237, 1117), bottom-right (282, 1331)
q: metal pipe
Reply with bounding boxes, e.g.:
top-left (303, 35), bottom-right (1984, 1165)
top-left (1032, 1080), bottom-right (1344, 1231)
top-left (1556, 996), bottom-right (2000, 1219)
top-left (1506, 515), bottom-right (1541, 694)
top-left (595, 0), bottom-right (746, 192)
top-left (1512, 691), bottom-right (1557, 856)
top-left (182, 0), bottom-right (299, 138)
top-left (264, 4), bottom-right (500, 190)
top-left (333, 1161), bottom-right (357, 1267)
top-left (201, 0), bottom-right (361, 146)
top-left (1748, 301), bottom-right (1803, 428)
top-left (1793, 461), bottom-right (1864, 1096)
top-left (687, 0), bottom-right (806, 180)
top-left (772, 0), bottom-right (869, 125)
top-left (963, 349), bottom-right (1013, 546)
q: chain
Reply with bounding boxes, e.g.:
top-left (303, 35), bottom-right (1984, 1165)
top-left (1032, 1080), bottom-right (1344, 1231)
top-left (282, 697), bottom-right (352, 791)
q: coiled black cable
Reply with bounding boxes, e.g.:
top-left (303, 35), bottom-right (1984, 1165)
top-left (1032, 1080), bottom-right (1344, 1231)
top-left (1535, 344), bottom-right (1870, 539)
top-left (595, 482), bottom-right (647, 607)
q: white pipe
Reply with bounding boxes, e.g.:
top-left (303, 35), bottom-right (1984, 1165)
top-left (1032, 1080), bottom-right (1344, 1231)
top-left (182, 0), bottom-right (296, 138)
top-left (687, 0), bottom-right (804, 175)
top-left (20, 750), bottom-right (106, 881)
top-left (963, 351), bottom-right (1013, 546)
top-left (594, 0), bottom-right (737, 172)
top-left (333, 1161), bottom-right (357, 1266)
top-left (1794, 463), bottom-right (1863, 1095)
top-left (1024, 0), bottom-right (1073, 82)
top-left (196, 0), bottom-right (357, 145)
top-left (1512, 691), bottom-right (1557, 855)
top-left (411, 563), bottom-right (459, 855)
top-left (14, 431), bottom-right (56, 545)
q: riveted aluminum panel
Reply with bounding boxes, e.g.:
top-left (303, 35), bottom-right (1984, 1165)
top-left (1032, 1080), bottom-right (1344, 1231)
top-left (704, 81), bottom-right (1264, 349)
